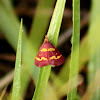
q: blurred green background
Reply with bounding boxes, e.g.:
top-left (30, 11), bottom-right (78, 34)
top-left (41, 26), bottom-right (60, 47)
top-left (0, 0), bottom-right (100, 100)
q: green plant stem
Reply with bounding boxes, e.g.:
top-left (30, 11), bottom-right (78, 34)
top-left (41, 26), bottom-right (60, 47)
top-left (67, 0), bottom-right (80, 99)
top-left (32, 66), bottom-right (51, 100)
top-left (32, 0), bottom-right (66, 100)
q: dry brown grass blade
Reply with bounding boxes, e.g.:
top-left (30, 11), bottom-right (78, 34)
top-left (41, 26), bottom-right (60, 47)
top-left (0, 70), bottom-right (14, 89)
top-left (0, 54), bottom-right (15, 61)
top-left (0, 86), bottom-right (7, 100)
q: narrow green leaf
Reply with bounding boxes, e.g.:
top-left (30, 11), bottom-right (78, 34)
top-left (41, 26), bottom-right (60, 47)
top-left (47, 0), bottom-right (66, 46)
top-left (11, 19), bottom-right (23, 100)
top-left (29, 0), bottom-right (56, 49)
top-left (67, 0), bottom-right (80, 99)
top-left (32, 0), bottom-right (66, 100)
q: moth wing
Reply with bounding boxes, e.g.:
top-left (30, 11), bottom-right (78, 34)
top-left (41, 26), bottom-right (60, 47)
top-left (47, 42), bottom-right (64, 66)
top-left (34, 42), bottom-right (49, 67)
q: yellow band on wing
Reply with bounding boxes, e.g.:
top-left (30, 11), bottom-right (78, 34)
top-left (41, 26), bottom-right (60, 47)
top-left (48, 48), bottom-right (55, 51)
top-left (35, 57), bottom-right (48, 61)
top-left (40, 48), bottom-right (47, 52)
top-left (50, 55), bottom-right (62, 60)
top-left (40, 48), bottom-right (55, 52)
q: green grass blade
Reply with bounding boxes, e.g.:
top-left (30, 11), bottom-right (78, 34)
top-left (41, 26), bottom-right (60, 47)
top-left (11, 19), bottom-right (23, 100)
top-left (29, 0), bottom-right (56, 49)
top-left (32, 0), bottom-right (66, 100)
top-left (47, 0), bottom-right (66, 46)
top-left (67, 0), bottom-right (80, 99)
top-left (32, 66), bottom-right (51, 100)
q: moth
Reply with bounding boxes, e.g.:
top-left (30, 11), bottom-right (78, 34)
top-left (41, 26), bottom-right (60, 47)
top-left (34, 36), bottom-right (64, 67)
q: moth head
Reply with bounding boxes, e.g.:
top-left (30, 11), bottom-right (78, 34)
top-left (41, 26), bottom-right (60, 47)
top-left (44, 35), bottom-right (49, 42)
